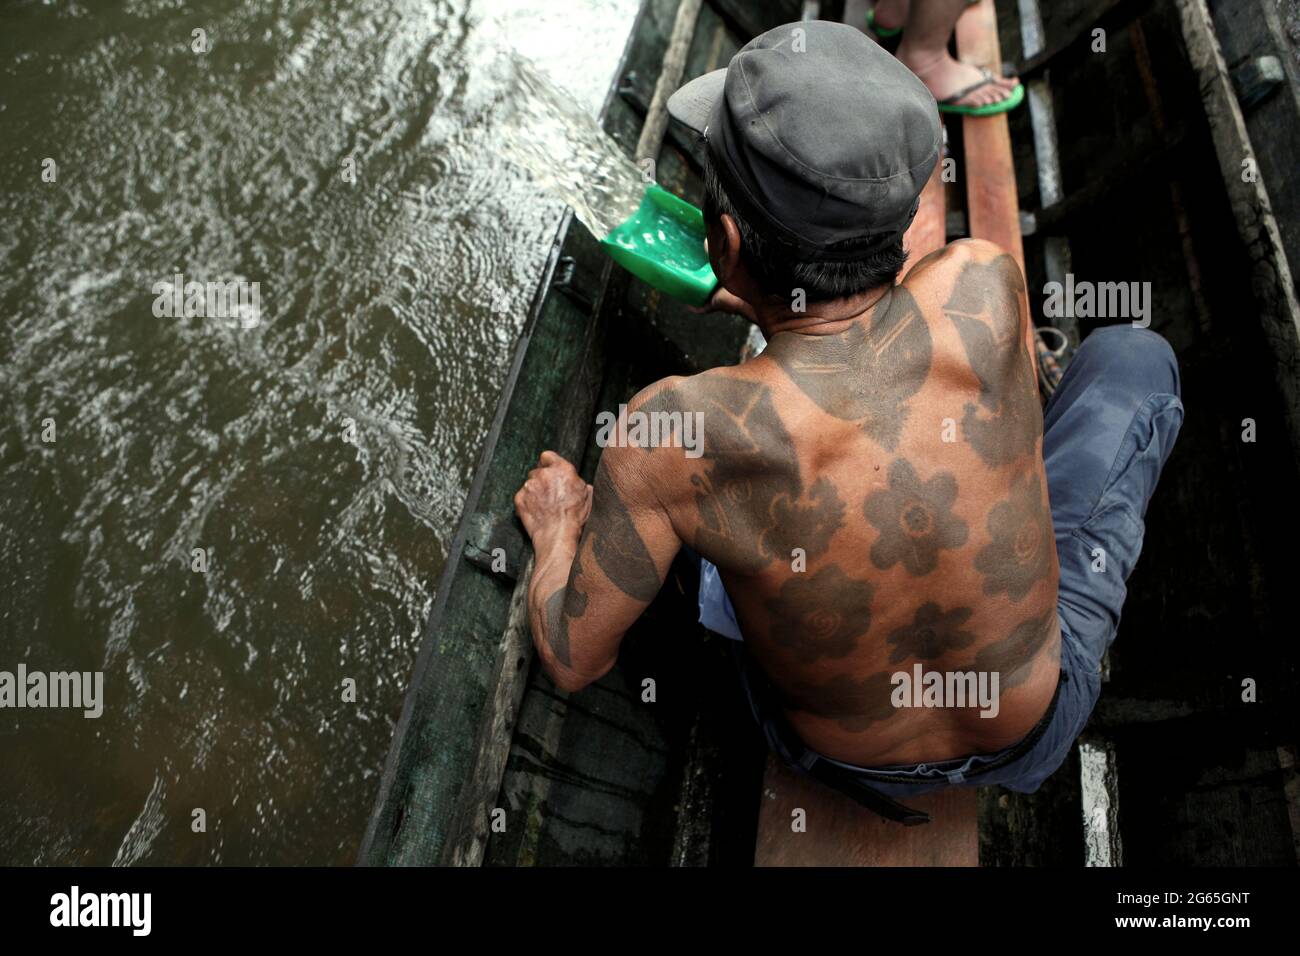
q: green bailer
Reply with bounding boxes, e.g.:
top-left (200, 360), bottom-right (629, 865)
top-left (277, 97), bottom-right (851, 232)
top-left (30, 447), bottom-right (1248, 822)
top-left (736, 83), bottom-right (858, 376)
top-left (601, 183), bottom-right (719, 306)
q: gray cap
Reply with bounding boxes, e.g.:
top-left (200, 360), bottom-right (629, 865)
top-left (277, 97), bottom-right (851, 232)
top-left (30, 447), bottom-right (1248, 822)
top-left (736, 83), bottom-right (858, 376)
top-left (668, 20), bottom-right (940, 257)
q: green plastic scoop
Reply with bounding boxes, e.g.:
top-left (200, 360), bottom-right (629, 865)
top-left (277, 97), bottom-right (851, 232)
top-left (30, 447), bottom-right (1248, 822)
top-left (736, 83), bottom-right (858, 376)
top-left (600, 184), bottom-right (719, 306)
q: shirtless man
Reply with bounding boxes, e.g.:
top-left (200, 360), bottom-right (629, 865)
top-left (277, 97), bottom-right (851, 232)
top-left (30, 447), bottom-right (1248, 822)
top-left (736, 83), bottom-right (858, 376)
top-left (513, 22), bottom-right (1182, 822)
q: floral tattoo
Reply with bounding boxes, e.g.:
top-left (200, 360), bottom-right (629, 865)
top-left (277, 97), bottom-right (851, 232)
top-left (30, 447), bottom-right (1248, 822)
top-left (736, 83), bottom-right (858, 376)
top-left (886, 601), bottom-right (977, 664)
top-left (863, 458), bottom-right (969, 576)
top-left (975, 470), bottom-right (1054, 601)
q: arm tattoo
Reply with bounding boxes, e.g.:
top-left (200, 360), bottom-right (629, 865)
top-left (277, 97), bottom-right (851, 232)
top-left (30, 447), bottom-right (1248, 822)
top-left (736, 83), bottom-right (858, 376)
top-left (765, 564), bottom-right (874, 661)
top-left (886, 601), bottom-right (976, 664)
top-left (943, 256), bottom-right (1042, 467)
top-left (587, 464), bottom-right (662, 602)
top-left (542, 555), bottom-right (590, 669)
top-left (863, 458), bottom-right (969, 576)
top-left (769, 286), bottom-right (932, 451)
top-left (691, 379), bottom-right (845, 572)
top-left (975, 470), bottom-right (1054, 601)
top-left (542, 587), bottom-right (572, 668)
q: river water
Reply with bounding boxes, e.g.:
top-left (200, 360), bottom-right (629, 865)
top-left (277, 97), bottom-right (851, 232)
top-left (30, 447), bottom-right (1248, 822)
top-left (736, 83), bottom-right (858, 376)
top-left (0, 0), bottom-right (639, 865)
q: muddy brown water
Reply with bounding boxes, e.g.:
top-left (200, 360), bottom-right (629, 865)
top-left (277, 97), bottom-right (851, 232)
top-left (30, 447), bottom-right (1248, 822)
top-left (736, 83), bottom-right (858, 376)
top-left (0, 0), bottom-right (638, 864)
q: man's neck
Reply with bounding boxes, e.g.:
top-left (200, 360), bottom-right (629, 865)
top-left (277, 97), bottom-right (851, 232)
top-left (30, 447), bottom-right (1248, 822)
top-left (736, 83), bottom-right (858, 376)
top-left (752, 284), bottom-right (894, 341)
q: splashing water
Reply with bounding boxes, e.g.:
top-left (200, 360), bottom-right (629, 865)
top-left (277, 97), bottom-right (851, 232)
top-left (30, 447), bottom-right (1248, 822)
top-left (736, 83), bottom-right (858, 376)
top-left (495, 50), bottom-right (649, 239)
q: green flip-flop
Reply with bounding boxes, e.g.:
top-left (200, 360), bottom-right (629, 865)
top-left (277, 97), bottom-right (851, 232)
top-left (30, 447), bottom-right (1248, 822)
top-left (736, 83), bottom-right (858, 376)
top-left (937, 69), bottom-right (1025, 116)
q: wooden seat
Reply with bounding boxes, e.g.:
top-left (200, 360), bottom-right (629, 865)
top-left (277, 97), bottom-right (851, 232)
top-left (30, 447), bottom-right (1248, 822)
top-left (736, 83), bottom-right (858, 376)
top-left (753, 0), bottom-right (1023, 867)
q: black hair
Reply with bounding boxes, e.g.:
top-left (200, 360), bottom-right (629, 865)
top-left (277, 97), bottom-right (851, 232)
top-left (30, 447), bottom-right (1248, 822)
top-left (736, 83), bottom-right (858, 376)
top-left (701, 154), bottom-right (908, 302)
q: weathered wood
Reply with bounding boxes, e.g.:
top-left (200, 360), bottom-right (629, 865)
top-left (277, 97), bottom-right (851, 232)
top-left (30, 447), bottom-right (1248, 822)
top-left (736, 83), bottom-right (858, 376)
top-left (993, 0), bottom-right (1300, 868)
top-left (710, 0), bottom-right (803, 42)
top-left (755, 757), bottom-right (980, 866)
top-left (1113, 724), bottom-right (1298, 865)
top-left (626, 4), bottom-right (752, 371)
top-left (1032, 122), bottom-right (1189, 234)
top-left (958, 0), bottom-right (1050, 378)
top-left (636, 0), bottom-right (704, 165)
top-left (1015, 0), bottom-right (1153, 79)
top-left (442, 553), bottom-right (536, 865)
top-left (1278, 744), bottom-right (1300, 865)
top-left (1174, 0), bottom-right (1300, 465)
top-left (1018, 0), bottom-right (1078, 345)
top-left (1209, 0), bottom-right (1300, 329)
top-left (1131, 18), bottom-right (1215, 332)
top-left (1078, 736), bottom-right (1124, 866)
top-left (978, 747), bottom-right (1085, 866)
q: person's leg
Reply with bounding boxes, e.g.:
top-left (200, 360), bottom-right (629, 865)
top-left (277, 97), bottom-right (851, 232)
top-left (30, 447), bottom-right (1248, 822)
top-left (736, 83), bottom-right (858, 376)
top-left (1043, 324), bottom-right (1184, 678)
top-left (895, 0), bottom-right (1020, 108)
top-left (960, 324), bottom-right (1182, 795)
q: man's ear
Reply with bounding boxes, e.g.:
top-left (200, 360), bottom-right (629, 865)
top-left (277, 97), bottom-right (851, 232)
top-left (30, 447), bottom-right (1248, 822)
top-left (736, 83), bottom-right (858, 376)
top-left (708, 213), bottom-right (744, 288)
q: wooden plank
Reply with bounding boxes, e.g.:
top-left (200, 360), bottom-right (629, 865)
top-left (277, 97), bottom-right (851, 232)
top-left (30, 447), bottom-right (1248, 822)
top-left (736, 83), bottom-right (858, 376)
top-left (1173, 0), bottom-right (1300, 466)
top-left (756, 757), bottom-right (979, 866)
top-left (978, 747), bottom-right (1085, 866)
top-left (1208, 0), bottom-right (1300, 347)
top-left (1015, 0), bottom-right (1152, 79)
top-left (956, 0), bottom-right (1025, 271)
top-left (636, 0), bottom-right (704, 164)
top-left (957, 0), bottom-right (1043, 369)
top-left (711, 0), bottom-right (803, 41)
top-left (441, 263), bottom-right (619, 865)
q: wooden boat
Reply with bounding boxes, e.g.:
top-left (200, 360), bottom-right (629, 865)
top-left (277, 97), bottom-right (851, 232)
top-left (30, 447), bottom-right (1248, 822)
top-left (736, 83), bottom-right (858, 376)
top-left (359, 0), bottom-right (1300, 866)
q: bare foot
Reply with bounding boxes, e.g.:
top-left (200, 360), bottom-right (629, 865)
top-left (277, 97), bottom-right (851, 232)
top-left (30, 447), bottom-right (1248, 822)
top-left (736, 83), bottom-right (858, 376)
top-left (873, 0), bottom-right (910, 31)
top-left (896, 47), bottom-right (1020, 108)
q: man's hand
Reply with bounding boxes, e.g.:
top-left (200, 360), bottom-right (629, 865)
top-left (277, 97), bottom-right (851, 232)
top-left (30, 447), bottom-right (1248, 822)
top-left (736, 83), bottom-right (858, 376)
top-left (512, 431), bottom-right (681, 693)
top-left (513, 450), bottom-right (593, 551)
top-left (689, 285), bottom-right (757, 323)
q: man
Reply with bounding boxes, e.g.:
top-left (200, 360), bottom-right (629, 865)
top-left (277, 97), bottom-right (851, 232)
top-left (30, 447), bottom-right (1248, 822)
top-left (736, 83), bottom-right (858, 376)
top-left (513, 22), bottom-right (1182, 823)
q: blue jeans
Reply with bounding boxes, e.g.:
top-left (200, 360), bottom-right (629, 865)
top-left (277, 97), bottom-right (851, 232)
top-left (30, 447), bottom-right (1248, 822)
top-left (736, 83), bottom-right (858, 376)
top-left (698, 325), bottom-right (1184, 799)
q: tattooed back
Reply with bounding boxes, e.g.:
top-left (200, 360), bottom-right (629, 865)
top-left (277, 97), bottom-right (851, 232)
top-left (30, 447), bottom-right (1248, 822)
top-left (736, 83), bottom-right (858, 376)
top-left (644, 239), bottom-right (1061, 767)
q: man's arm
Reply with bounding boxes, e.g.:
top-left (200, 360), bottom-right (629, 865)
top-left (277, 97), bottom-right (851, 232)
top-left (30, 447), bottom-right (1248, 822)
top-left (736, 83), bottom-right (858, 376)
top-left (513, 431), bottom-right (682, 693)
